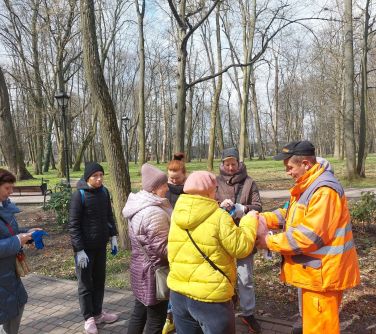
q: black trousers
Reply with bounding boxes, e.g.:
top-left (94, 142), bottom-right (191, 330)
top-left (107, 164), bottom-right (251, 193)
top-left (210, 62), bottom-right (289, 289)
top-left (75, 247), bottom-right (106, 320)
top-left (127, 298), bottom-right (168, 334)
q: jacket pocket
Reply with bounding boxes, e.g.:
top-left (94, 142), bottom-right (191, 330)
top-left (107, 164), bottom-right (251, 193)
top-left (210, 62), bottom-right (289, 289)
top-left (291, 259), bottom-right (324, 289)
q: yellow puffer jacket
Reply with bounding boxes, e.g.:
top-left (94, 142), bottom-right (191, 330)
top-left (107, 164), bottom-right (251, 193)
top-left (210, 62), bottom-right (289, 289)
top-left (167, 194), bottom-right (258, 303)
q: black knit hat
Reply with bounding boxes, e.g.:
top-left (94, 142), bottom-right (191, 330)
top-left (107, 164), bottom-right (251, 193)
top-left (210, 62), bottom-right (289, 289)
top-left (273, 141), bottom-right (315, 161)
top-left (84, 162), bottom-right (104, 181)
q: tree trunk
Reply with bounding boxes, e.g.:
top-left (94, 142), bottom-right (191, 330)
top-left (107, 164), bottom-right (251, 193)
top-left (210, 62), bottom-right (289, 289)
top-left (185, 86), bottom-right (194, 162)
top-left (334, 110), bottom-right (342, 159)
top-left (239, 0), bottom-right (256, 161)
top-left (250, 66), bottom-right (265, 159)
top-left (31, 0), bottom-right (44, 175)
top-left (0, 67), bottom-right (33, 180)
top-left (175, 37), bottom-right (188, 153)
top-left (80, 0), bottom-right (131, 248)
top-left (343, 0), bottom-right (357, 179)
top-left (72, 115), bottom-right (97, 172)
top-left (207, 5), bottom-right (223, 171)
top-left (43, 117), bottom-right (54, 173)
top-left (357, 0), bottom-right (370, 177)
top-left (272, 52), bottom-right (279, 154)
top-left (135, 0), bottom-right (146, 167)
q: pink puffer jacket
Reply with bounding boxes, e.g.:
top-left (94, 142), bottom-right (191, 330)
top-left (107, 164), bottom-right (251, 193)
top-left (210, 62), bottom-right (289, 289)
top-left (122, 190), bottom-right (172, 305)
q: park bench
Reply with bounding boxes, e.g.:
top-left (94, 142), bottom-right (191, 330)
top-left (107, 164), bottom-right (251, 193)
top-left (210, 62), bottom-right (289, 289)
top-left (53, 178), bottom-right (80, 192)
top-left (12, 179), bottom-right (52, 207)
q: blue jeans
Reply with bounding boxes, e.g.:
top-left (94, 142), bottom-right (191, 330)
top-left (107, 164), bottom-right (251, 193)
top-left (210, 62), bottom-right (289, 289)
top-left (237, 252), bottom-right (256, 316)
top-left (170, 291), bottom-right (235, 334)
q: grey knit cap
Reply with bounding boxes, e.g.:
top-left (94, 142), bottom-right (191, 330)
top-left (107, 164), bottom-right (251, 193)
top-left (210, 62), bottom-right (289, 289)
top-left (221, 147), bottom-right (239, 161)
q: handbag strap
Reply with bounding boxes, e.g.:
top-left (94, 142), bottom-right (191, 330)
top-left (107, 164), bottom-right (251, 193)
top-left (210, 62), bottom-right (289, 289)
top-left (0, 215), bottom-right (15, 235)
top-left (186, 229), bottom-right (231, 284)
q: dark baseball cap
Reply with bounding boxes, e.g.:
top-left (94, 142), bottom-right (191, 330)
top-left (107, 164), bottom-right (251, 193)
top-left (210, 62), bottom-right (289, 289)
top-left (222, 147), bottom-right (239, 161)
top-left (273, 141), bottom-right (315, 161)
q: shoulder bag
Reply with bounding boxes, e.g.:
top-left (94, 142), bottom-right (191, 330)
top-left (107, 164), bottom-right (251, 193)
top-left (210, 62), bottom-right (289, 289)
top-left (0, 216), bottom-right (30, 277)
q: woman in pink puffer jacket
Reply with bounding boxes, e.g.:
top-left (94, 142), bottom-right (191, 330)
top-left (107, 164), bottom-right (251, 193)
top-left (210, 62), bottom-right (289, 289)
top-left (122, 163), bottom-right (172, 334)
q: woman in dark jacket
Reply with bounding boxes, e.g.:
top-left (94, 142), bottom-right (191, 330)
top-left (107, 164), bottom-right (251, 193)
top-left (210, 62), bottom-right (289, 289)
top-left (166, 152), bottom-right (187, 208)
top-left (163, 153), bottom-right (187, 334)
top-left (0, 169), bottom-right (41, 334)
top-left (68, 162), bottom-right (119, 334)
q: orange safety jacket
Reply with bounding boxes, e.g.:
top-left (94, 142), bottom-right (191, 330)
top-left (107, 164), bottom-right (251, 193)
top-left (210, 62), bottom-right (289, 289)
top-left (262, 162), bottom-right (360, 292)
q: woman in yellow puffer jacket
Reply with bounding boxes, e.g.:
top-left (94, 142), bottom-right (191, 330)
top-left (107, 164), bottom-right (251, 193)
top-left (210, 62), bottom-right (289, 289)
top-left (167, 171), bottom-right (258, 334)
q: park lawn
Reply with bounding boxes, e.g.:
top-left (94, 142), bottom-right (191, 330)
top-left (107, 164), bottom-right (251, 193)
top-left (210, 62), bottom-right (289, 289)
top-left (9, 154), bottom-right (376, 191)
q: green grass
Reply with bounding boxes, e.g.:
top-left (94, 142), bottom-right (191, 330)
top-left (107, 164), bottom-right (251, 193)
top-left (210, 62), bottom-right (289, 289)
top-left (105, 248), bottom-right (131, 289)
top-left (4, 154), bottom-right (376, 191)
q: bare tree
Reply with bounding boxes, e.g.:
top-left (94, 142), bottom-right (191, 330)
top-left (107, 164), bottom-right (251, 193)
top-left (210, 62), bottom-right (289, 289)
top-left (80, 0), bottom-right (131, 247)
top-left (135, 0), bottom-right (146, 167)
top-left (357, 0), bottom-right (371, 177)
top-left (167, 0), bottom-right (221, 152)
top-left (0, 67), bottom-right (33, 179)
top-left (343, 0), bottom-right (356, 179)
top-left (210, 5), bottom-right (223, 171)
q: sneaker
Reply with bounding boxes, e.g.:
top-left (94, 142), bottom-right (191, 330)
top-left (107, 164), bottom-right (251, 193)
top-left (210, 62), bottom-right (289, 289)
top-left (241, 315), bottom-right (262, 333)
top-left (291, 316), bottom-right (302, 334)
top-left (84, 317), bottom-right (98, 334)
top-left (162, 318), bottom-right (175, 334)
top-left (94, 311), bottom-right (119, 324)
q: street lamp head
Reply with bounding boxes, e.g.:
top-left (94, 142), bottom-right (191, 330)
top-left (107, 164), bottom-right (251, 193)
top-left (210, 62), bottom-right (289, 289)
top-left (54, 91), bottom-right (70, 108)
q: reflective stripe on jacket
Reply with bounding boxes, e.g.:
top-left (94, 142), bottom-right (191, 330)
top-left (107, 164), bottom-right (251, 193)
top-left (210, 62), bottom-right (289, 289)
top-left (262, 163), bottom-right (360, 292)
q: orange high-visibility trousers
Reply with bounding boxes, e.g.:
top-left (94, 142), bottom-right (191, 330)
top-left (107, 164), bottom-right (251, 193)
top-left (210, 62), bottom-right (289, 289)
top-left (302, 289), bottom-right (343, 334)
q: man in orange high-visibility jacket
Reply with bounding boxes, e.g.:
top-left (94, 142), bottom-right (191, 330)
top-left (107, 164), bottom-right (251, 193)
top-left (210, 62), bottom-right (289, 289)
top-left (254, 141), bottom-right (360, 334)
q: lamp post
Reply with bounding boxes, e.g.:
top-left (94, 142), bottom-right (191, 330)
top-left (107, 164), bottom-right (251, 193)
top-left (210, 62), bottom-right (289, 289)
top-left (54, 91), bottom-right (70, 186)
top-left (121, 115), bottom-right (130, 180)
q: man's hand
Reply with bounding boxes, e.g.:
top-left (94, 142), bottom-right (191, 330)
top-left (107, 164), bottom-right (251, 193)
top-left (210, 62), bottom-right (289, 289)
top-left (257, 215), bottom-right (269, 239)
top-left (17, 233), bottom-right (32, 246)
top-left (252, 214), bottom-right (269, 249)
top-left (220, 199), bottom-right (234, 211)
top-left (111, 236), bottom-right (118, 256)
top-left (76, 250), bottom-right (89, 269)
top-left (256, 234), bottom-right (269, 249)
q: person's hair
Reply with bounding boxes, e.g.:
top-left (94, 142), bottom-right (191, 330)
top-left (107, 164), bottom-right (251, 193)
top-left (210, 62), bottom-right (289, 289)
top-left (290, 155), bottom-right (316, 165)
top-left (0, 168), bottom-right (16, 185)
top-left (167, 152), bottom-right (186, 174)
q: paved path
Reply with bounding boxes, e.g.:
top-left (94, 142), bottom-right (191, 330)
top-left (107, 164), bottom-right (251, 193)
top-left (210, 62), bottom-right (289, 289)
top-left (10, 187), bottom-right (376, 205)
top-left (20, 274), bottom-right (292, 334)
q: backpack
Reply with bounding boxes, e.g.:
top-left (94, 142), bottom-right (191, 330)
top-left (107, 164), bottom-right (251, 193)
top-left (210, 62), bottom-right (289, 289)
top-left (79, 187), bottom-right (109, 205)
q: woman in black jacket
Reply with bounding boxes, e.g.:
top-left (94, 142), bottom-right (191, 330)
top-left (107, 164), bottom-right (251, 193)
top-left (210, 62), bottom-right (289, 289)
top-left (166, 152), bottom-right (187, 208)
top-left (69, 162), bottom-right (119, 334)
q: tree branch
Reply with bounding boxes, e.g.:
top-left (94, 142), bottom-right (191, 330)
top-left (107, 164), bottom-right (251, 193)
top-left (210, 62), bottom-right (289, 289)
top-left (183, 0), bottom-right (221, 45)
top-left (167, 0), bottom-right (186, 29)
